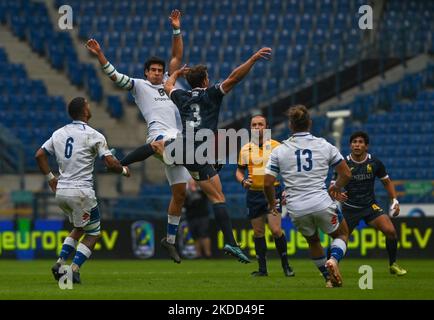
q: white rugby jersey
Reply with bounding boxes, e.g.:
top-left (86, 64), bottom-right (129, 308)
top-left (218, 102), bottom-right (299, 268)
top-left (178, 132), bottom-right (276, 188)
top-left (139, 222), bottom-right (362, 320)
top-left (265, 132), bottom-right (344, 216)
top-left (41, 121), bottom-right (112, 189)
top-left (131, 74), bottom-right (183, 142)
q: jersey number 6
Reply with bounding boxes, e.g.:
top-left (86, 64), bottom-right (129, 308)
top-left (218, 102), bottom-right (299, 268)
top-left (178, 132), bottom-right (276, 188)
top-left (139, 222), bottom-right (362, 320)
top-left (65, 137), bottom-right (74, 159)
top-left (295, 149), bottom-right (313, 172)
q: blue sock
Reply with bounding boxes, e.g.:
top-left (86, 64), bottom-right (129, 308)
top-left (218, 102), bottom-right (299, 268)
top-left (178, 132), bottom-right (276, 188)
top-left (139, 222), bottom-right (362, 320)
top-left (167, 215), bottom-right (181, 244)
top-left (72, 243), bottom-right (92, 269)
top-left (312, 256), bottom-right (329, 280)
top-left (330, 238), bottom-right (347, 262)
top-left (58, 237), bottom-right (77, 262)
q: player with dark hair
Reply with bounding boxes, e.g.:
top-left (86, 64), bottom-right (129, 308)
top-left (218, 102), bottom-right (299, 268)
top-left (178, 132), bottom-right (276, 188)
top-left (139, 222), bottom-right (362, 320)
top-left (163, 47), bottom-right (273, 263)
top-left (264, 105), bottom-right (352, 287)
top-left (35, 97), bottom-right (129, 283)
top-left (236, 114), bottom-right (294, 277)
top-left (330, 131), bottom-right (407, 276)
top-left (86, 10), bottom-right (189, 263)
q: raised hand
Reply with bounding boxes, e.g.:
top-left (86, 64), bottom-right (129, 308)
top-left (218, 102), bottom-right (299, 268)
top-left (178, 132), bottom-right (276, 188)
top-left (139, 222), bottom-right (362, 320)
top-left (175, 64), bottom-right (190, 77)
top-left (85, 39), bottom-right (102, 56)
top-left (169, 9), bottom-right (181, 30)
top-left (251, 47), bottom-right (272, 62)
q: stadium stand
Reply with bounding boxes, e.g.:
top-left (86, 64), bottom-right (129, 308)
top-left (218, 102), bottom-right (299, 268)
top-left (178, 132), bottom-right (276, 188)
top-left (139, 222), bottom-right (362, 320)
top-left (0, 47), bottom-right (70, 171)
top-left (0, 0), bottom-right (103, 102)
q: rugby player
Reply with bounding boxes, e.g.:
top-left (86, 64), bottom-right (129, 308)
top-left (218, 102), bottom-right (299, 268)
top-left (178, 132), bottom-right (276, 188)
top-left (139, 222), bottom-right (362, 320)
top-left (35, 97), bottom-right (129, 284)
top-left (331, 131), bottom-right (407, 276)
top-left (264, 105), bottom-right (352, 287)
top-left (163, 48), bottom-right (274, 263)
top-left (86, 10), bottom-right (188, 263)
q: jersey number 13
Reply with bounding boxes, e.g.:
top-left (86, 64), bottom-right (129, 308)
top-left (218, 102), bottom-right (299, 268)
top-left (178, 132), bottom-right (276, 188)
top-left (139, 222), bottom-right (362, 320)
top-left (295, 149), bottom-right (313, 172)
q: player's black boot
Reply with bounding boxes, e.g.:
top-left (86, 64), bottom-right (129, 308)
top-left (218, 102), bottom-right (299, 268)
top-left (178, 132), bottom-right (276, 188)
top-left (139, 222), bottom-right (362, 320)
top-left (72, 271), bottom-right (81, 284)
top-left (251, 270), bottom-right (268, 277)
top-left (161, 237), bottom-right (181, 264)
top-left (51, 262), bottom-right (63, 281)
top-left (283, 265), bottom-right (295, 277)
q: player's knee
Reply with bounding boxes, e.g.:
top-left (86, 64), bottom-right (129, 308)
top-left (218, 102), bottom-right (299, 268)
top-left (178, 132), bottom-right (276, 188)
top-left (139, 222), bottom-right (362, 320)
top-left (270, 227), bottom-right (282, 238)
top-left (253, 229), bottom-right (265, 238)
top-left (207, 191), bottom-right (225, 203)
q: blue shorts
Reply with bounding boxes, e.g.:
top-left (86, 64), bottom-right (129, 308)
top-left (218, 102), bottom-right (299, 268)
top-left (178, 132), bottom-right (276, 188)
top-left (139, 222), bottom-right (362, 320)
top-left (246, 185), bottom-right (282, 220)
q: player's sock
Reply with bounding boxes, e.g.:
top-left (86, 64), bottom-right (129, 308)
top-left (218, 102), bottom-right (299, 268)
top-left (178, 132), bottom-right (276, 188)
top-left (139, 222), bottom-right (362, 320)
top-left (167, 215), bottom-right (181, 244)
top-left (254, 236), bottom-right (267, 273)
top-left (386, 238), bottom-right (398, 266)
top-left (57, 236), bottom-right (77, 264)
top-left (330, 238), bottom-right (347, 262)
top-left (212, 203), bottom-right (237, 246)
top-left (71, 243), bottom-right (92, 271)
top-left (120, 143), bottom-right (155, 166)
top-left (274, 233), bottom-right (289, 268)
top-left (312, 256), bottom-right (330, 280)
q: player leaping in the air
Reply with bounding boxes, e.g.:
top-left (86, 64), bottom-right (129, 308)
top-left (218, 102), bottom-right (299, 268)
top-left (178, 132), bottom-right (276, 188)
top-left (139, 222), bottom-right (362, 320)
top-left (163, 47), bottom-right (273, 263)
top-left (330, 131), bottom-right (407, 276)
top-left (35, 97), bottom-right (130, 284)
top-left (86, 10), bottom-right (189, 263)
top-left (264, 105), bottom-right (352, 287)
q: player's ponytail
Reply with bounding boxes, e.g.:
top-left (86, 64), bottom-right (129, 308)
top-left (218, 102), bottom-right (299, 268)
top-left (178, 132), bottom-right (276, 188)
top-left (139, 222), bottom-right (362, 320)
top-left (287, 104), bottom-right (311, 132)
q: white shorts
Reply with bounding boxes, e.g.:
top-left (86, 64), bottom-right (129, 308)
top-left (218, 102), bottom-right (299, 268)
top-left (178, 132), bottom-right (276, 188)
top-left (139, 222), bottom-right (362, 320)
top-left (290, 203), bottom-right (341, 237)
top-left (55, 188), bottom-right (101, 235)
top-left (164, 164), bottom-right (191, 186)
top-left (148, 132), bottom-right (191, 186)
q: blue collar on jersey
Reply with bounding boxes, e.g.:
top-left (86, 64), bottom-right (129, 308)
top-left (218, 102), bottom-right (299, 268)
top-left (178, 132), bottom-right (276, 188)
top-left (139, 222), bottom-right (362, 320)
top-left (292, 132), bottom-right (311, 137)
top-left (71, 120), bottom-right (87, 125)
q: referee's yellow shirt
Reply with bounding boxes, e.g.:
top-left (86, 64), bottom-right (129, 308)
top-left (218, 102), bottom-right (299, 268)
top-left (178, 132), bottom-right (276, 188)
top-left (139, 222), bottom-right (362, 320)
top-left (238, 139), bottom-right (281, 191)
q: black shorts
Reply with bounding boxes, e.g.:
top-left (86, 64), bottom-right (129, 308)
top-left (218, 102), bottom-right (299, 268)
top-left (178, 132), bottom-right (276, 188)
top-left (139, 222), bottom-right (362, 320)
top-left (246, 185), bottom-right (282, 220)
top-left (164, 139), bottom-right (218, 181)
top-left (187, 216), bottom-right (210, 240)
top-left (342, 203), bottom-right (385, 232)
top-left (184, 163), bottom-right (217, 181)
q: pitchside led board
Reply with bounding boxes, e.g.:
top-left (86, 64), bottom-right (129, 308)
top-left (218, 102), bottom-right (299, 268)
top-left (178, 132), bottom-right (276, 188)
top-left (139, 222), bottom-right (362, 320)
top-left (0, 217), bottom-right (433, 260)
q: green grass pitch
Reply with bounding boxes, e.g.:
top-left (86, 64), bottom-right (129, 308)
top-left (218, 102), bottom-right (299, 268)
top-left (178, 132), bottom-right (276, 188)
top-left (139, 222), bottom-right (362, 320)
top-left (0, 259), bottom-right (433, 300)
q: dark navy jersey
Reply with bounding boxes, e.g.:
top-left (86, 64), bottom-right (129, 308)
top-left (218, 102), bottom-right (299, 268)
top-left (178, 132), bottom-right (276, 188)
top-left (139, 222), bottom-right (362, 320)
top-left (335, 154), bottom-right (388, 208)
top-left (169, 84), bottom-right (225, 137)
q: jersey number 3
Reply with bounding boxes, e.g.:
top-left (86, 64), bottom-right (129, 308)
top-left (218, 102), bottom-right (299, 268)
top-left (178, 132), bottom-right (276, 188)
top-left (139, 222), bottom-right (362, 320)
top-left (188, 103), bottom-right (202, 128)
top-left (295, 149), bottom-right (313, 172)
top-left (65, 137), bottom-right (74, 159)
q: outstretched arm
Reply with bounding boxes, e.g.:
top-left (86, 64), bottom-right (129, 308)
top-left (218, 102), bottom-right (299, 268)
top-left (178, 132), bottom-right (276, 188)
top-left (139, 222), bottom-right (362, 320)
top-left (164, 64), bottom-right (189, 96)
top-left (86, 39), bottom-right (133, 90)
top-left (221, 47), bottom-right (272, 94)
top-left (35, 148), bottom-right (57, 192)
top-left (168, 9), bottom-right (183, 75)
